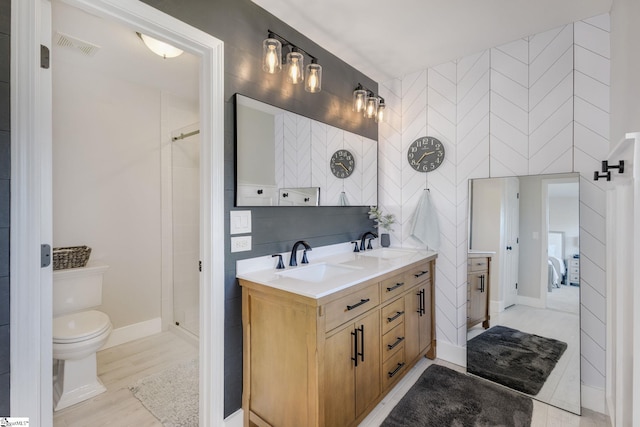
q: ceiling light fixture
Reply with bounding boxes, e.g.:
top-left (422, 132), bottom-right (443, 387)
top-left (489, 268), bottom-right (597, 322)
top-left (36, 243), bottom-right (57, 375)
top-left (137, 32), bottom-right (183, 59)
top-left (262, 30), bottom-right (322, 93)
top-left (353, 83), bottom-right (385, 123)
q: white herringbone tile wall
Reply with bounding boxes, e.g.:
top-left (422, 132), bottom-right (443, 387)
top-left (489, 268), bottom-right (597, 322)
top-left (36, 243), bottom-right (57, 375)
top-left (378, 13), bottom-right (610, 393)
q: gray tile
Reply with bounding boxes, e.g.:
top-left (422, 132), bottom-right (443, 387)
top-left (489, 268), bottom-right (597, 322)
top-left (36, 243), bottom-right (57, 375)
top-left (0, 0), bottom-right (9, 36)
top-left (0, 276), bottom-right (7, 326)
top-left (0, 372), bottom-right (7, 416)
top-left (0, 228), bottom-right (7, 277)
top-left (0, 325), bottom-right (7, 374)
top-left (0, 131), bottom-right (8, 179)
top-left (0, 34), bottom-right (8, 83)
top-left (0, 179), bottom-right (8, 228)
top-left (0, 82), bottom-right (7, 132)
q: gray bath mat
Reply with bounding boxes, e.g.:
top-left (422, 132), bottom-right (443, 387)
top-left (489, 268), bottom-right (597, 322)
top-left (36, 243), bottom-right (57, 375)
top-left (467, 325), bottom-right (567, 395)
top-left (382, 364), bottom-right (532, 426)
top-left (129, 359), bottom-right (198, 426)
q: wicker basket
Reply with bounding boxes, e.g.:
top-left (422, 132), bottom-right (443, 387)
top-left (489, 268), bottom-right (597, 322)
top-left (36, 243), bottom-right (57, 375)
top-left (52, 246), bottom-right (92, 270)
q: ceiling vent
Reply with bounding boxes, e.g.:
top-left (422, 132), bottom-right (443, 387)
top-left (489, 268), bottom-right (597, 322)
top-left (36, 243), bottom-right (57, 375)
top-left (55, 32), bottom-right (100, 57)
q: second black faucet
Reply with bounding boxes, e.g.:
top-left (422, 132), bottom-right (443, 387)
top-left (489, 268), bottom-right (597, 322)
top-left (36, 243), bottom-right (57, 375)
top-left (290, 240), bottom-right (312, 266)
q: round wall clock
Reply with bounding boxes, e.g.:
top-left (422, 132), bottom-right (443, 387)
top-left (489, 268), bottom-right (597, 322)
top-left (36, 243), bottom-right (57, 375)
top-left (330, 149), bottom-right (355, 178)
top-left (407, 136), bottom-right (445, 172)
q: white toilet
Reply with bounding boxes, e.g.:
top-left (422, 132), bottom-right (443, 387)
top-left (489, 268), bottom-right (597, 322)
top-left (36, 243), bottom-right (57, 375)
top-left (52, 264), bottom-right (112, 411)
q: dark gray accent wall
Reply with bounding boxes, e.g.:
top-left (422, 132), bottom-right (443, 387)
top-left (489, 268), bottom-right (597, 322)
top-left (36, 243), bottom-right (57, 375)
top-left (0, 0), bottom-right (9, 416)
top-left (141, 0), bottom-right (378, 417)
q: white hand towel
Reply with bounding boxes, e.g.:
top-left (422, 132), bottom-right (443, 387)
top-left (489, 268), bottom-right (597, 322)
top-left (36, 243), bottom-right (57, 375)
top-left (411, 190), bottom-right (440, 250)
top-left (339, 192), bottom-right (350, 206)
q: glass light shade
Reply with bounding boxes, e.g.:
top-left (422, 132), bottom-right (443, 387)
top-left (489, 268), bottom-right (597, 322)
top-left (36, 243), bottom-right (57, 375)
top-left (286, 51), bottom-right (304, 84)
top-left (353, 89), bottom-right (367, 112)
top-left (375, 101), bottom-right (386, 123)
top-left (262, 38), bottom-right (282, 74)
top-left (138, 33), bottom-right (183, 59)
top-left (364, 95), bottom-right (379, 119)
top-left (305, 63), bottom-right (322, 93)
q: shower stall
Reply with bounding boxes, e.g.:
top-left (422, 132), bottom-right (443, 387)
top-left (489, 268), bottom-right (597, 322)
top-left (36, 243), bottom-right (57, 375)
top-left (171, 123), bottom-right (200, 337)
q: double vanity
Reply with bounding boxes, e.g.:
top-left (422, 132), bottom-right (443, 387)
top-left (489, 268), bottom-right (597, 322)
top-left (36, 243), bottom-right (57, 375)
top-left (237, 245), bottom-right (437, 427)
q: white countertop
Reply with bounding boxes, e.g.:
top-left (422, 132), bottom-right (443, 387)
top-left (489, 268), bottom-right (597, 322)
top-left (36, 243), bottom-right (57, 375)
top-left (237, 245), bottom-right (437, 299)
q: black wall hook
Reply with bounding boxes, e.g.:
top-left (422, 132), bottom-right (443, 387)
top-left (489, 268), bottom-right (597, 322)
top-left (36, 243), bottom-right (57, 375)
top-left (593, 171), bottom-right (611, 181)
top-left (602, 160), bottom-right (624, 174)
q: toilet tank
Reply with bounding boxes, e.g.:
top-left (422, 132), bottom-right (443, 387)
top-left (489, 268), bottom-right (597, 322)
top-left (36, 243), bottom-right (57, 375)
top-left (53, 264), bottom-right (109, 316)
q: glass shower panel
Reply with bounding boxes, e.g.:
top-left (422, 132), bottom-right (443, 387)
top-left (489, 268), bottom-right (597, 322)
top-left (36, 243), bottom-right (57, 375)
top-left (171, 124), bottom-right (200, 337)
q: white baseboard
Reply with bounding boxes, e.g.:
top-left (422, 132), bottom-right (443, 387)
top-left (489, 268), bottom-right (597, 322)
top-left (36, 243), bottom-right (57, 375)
top-left (582, 383), bottom-right (605, 414)
top-left (515, 295), bottom-right (545, 309)
top-left (103, 317), bottom-right (162, 349)
top-left (436, 340), bottom-right (467, 367)
top-left (224, 409), bottom-right (243, 427)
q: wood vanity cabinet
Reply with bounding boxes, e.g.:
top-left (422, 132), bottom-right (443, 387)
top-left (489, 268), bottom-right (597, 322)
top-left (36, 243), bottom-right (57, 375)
top-left (467, 255), bottom-right (491, 329)
top-left (239, 256), bottom-right (436, 427)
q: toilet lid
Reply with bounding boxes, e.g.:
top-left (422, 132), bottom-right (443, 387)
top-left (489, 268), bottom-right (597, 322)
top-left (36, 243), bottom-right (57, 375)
top-left (53, 310), bottom-right (111, 343)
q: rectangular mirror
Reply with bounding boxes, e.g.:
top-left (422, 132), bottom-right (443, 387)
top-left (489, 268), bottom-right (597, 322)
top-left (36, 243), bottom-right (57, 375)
top-left (467, 173), bottom-right (580, 415)
top-left (234, 94), bottom-right (377, 207)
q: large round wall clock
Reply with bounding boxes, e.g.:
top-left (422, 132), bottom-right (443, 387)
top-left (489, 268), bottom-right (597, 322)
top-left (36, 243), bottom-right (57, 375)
top-left (407, 136), bottom-right (445, 172)
top-left (330, 149), bottom-right (355, 178)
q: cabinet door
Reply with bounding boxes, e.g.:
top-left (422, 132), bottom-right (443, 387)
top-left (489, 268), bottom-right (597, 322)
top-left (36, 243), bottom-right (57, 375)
top-left (467, 271), bottom-right (488, 327)
top-left (405, 284), bottom-right (432, 361)
top-left (355, 310), bottom-right (380, 416)
top-left (324, 324), bottom-right (357, 427)
top-left (324, 310), bottom-right (381, 426)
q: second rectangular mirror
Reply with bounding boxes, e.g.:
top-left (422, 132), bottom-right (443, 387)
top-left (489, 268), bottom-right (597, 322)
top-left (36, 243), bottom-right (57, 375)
top-left (234, 94), bottom-right (377, 207)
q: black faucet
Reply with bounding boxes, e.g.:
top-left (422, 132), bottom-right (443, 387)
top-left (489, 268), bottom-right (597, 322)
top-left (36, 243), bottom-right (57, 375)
top-left (360, 231), bottom-right (378, 251)
top-left (290, 240), bottom-right (312, 266)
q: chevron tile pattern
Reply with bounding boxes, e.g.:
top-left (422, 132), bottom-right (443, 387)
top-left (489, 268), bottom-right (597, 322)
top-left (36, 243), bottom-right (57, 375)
top-left (378, 14), bottom-right (610, 391)
top-left (274, 111), bottom-right (376, 206)
top-left (573, 13), bottom-right (610, 390)
top-left (529, 24), bottom-right (574, 174)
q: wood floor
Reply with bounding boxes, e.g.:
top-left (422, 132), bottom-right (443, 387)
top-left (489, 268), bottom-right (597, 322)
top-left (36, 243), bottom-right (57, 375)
top-left (53, 330), bottom-right (609, 426)
top-left (53, 331), bottom-right (198, 427)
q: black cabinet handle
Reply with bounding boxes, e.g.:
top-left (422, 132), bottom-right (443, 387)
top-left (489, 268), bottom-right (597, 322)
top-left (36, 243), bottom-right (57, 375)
top-left (347, 298), bottom-right (370, 311)
top-left (387, 336), bottom-right (405, 350)
top-left (414, 270), bottom-right (429, 278)
top-left (417, 289), bottom-right (426, 316)
top-left (387, 311), bottom-right (405, 323)
top-left (388, 362), bottom-right (405, 378)
top-left (351, 329), bottom-right (358, 367)
top-left (386, 282), bottom-right (405, 292)
top-left (357, 325), bottom-right (365, 363)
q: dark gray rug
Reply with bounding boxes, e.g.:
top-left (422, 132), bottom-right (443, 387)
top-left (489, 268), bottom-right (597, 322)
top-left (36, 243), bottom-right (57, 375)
top-left (382, 364), bottom-right (532, 427)
top-left (467, 325), bottom-right (567, 395)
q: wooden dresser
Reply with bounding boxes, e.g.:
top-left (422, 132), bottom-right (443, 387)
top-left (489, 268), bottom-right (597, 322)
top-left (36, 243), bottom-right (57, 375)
top-left (467, 253), bottom-right (492, 329)
top-left (239, 253), bottom-right (437, 427)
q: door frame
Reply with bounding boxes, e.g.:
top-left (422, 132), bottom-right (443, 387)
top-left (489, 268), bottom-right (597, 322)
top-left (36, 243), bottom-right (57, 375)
top-left (10, 0), bottom-right (226, 425)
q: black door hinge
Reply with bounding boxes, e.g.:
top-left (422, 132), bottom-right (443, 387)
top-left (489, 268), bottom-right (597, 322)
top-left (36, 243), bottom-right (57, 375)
top-left (41, 45), bottom-right (50, 69)
top-left (199, 260), bottom-right (202, 272)
top-left (41, 244), bottom-right (51, 267)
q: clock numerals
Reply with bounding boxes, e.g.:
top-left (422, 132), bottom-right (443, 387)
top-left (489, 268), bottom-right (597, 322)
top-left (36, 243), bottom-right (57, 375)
top-left (406, 137), bottom-right (445, 173)
top-left (330, 150), bottom-right (355, 179)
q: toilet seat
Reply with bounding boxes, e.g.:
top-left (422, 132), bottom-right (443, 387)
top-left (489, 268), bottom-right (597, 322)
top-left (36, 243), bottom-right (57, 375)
top-left (53, 310), bottom-right (111, 343)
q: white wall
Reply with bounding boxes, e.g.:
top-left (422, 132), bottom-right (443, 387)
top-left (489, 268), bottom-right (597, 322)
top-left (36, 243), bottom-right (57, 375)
top-left (379, 13), bottom-right (610, 393)
top-left (53, 56), bottom-right (198, 330)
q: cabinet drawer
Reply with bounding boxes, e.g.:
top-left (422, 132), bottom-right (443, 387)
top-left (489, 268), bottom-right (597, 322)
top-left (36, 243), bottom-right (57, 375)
top-left (381, 298), bottom-right (405, 335)
top-left (382, 322), bottom-right (405, 362)
top-left (381, 273), bottom-right (407, 303)
top-left (325, 283), bottom-right (380, 332)
top-left (468, 257), bottom-right (488, 272)
top-left (403, 262), bottom-right (432, 289)
top-left (570, 267), bottom-right (579, 275)
top-left (382, 348), bottom-right (406, 390)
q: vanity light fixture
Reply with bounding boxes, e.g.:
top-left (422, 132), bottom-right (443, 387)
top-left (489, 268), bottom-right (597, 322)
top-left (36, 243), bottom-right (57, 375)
top-left (353, 83), bottom-right (385, 123)
top-left (262, 30), bottom-right (323, 93)
top-left (136, 32), bottom-right (183, 59)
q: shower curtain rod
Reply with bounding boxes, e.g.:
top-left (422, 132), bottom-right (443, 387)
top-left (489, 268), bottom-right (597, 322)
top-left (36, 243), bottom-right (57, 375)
top-left (171, 129), bottom-right (200, 141)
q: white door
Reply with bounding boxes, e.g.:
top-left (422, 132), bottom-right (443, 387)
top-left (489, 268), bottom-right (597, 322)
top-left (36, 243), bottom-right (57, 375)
top-left (12, 1), bottom-right (226, 424)
top-left (503, 177), bottom-right (519, 308)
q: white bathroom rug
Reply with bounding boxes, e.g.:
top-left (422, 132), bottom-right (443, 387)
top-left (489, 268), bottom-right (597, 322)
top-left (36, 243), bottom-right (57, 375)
top-left (129, 358), bottom-right (198, 426)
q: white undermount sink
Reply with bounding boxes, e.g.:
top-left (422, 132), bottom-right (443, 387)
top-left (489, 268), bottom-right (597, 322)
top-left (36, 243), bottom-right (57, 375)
top-left (358, 248), bottom-right (416, 259)
top-left (276, 262), bottom-right (362, 283)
